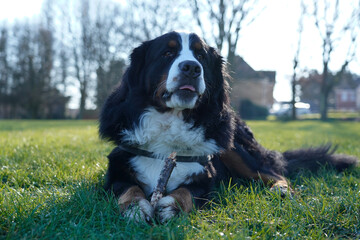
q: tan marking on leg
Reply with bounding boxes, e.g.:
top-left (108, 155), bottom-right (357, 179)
top-left (220, 150), bottom-right (286, 185)
top-left (118, 186), bottom-right (146, 210)
top-left (257, 173), bottom-right (287, 186)
top-left (220, 151), bottom-right (264, 179)
top-left (270, 179), bottom-right (294, 197)
top-left (221, 150), bottom-right (294, 197)
top-left (271, 179), bottom-right (289, 189)
top-left (169, 188), bottom-right (193, 213)
top-left (271, 179), bottom-right (293, 192)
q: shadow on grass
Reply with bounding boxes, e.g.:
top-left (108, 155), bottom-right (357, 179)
top-left (0, 120), bottom-right (97, 132)
top-left (3, 172), bottom-right (191, 240)
top-left (3, 164), bottom-right (359, 239)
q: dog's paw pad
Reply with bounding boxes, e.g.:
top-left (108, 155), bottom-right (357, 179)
top-left (123, 199), bottom-right (154, 222)
top-left (155, 196), bottom-right (179, 223)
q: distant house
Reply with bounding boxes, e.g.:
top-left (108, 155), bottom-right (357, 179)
top-left (335, 88), bottom-right (357, 110)
top-left (333, 74), bottom-right (360, 111)
top-left (230, 56), bottom-right (276, 111)
top-left (357, 86), bottom-right (360, 109)
top-left (298, 71), bottom-right (360, 113)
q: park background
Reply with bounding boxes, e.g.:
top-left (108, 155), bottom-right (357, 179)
top-left (1, 0), bottom-right (360, 120)
top-left (1, 0), bottom-right (360, 239)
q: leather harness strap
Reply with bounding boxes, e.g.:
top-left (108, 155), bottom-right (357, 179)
top-left (117, 144), bottom-right (211, 165)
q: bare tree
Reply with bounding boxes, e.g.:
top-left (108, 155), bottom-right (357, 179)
top-left (58, 9), bottom-right (69, 94)
top-left (0, 24), bottom-right (10, 117)
top-left (298, 70), bottom-right (323, 111)
top-left (312, 0), bottom-right (359, 120)
top-left (190, 0), bottom-right (265, 70)
top-left (66, 0), bottom-right (96, 118)
top-left (118, 0), bottom-right (190, 48)
top-left (291, 1), bottom-right (306, 120)
top-left (96, 60), bottom-right (125, 109)
top-left (11, 22), bottom-right (43, 118)
top-left (39, 0), bottom-right (55, 99)
top-left (9, 19), bottom-right (58, 118)
top-left (93, 1), bottom-right (126, 109)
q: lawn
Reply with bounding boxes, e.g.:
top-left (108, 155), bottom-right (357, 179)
top-left (1, 120), bottom-right (359, 239)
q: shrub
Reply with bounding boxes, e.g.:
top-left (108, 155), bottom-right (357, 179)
top-left (239, 99), bottom-right (269, 120)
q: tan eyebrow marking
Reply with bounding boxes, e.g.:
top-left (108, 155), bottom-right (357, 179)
top-left (168, 40), bottom-right (177, 48)
top-left (194, 42), bottom-right (202, 50)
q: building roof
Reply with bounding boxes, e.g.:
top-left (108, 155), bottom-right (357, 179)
top-left (231, 55), bottom-right (276, 82)
top-left (336, 73), bottom-right (360, 89)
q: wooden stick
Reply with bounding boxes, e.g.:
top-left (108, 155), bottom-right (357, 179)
top-left (150, 152), bottom-right (177, 206)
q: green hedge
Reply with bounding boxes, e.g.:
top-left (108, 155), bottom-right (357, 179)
top-left (239, 99), bottom-right (269, 120)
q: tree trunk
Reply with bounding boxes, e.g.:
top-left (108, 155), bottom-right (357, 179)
top-left (227, 47), bottom-right (236, 77)
top-left (78, 84), bottom-right (87, 119)
top-left (320, 90), bottom-right (328, 121)
top-left (291, 76), bottom-right (297, 120)
top-left (320, 61), bottom-right (329, 121)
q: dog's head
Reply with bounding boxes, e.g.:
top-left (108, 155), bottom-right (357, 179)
top-left (125, 31), bottom-right (228, 110)
top-left (100, 31), bottom-right (231, 143)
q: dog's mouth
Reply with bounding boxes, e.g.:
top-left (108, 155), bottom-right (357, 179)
top-left (174, 84), bottom-right (200, 103)
top-left (179, 85), bottom-right (196, 92)
top-left (162, 84), bottom-right (200, 99)
top-left (162, 84), bottom-right (202, 110)
top-left (162, 71), bottom-right (206, 109)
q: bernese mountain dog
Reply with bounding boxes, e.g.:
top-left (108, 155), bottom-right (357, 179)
top-left (99, 31), bottom-right (358, 223)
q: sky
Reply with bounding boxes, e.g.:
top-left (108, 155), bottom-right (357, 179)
top-left (1, 0), bottom-right (359, 105)
top-left (0, 0), bottom-right (43, 20)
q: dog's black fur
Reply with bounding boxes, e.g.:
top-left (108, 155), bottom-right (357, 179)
top-left (99, 31), bottom-right (358, 223)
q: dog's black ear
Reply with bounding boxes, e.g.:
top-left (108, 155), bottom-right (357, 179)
top-left (188, 47), bottom-right (234, 150)
top-left (126, 40), bottom-right (152, 89)
top-left (99, 41), bottom-right (152, 143)
top-left (208, 47), bottom-right (231, 109)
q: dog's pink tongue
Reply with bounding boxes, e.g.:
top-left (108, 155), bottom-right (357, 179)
top-left (179, 85), bottom-right (196, 92)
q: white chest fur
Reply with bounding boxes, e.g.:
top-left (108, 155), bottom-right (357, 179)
top-left (121, 108), bottom-right (220, 196)
top-left (121, 107), bottom-right (219, 157)
top-left (130, 156), bottom-right (205, 196)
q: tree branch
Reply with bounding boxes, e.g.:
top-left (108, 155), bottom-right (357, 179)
top-left (150, 152), bottom-right (177, 206)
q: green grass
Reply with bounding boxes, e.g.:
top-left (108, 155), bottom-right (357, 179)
top-left (268, 110), bottom-right (360, 121)
top-left (1, 120), bottom-right (359, 239)
top-left (302, 111), bottom-right (360, 120)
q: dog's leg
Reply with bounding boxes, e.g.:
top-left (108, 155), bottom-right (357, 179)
top-left (220, 150), bottom-right (293, 197)
top-left (153, 167), bottom-right (212, 223)
top-left (118, 185), bottom-right (154, 222)
top-left (154, 187), bottom-right (193, 223)
top-left (269, 178), bottom-right (293, 197)
top-left (105, 148), bottom-right (154, 222)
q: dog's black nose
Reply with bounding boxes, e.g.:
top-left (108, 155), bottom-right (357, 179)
top-left (178, 61), bottom-right (201, 79)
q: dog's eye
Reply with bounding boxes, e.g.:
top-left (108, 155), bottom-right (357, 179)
top-left (196, 54), bottom-right (204, 61)
top-left (163, 51), bottom-right (175, 58)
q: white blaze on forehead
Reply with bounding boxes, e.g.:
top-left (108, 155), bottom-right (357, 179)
top-left (165, 32), bottom-right (205, 94)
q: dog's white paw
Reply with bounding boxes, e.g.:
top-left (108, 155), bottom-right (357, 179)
top-left (155, 196), bottom-right (180, 223)
top-left (123, 199), bottom-right (154, 222)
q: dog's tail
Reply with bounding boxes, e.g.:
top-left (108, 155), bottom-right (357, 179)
top-left (283, 144), bottom-right (358, 176)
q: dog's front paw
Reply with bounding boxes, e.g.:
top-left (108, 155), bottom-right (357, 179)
top-left (154, 196), bottom-right (180, 223)
top-left (123, 199), bottom-right (154, 223)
